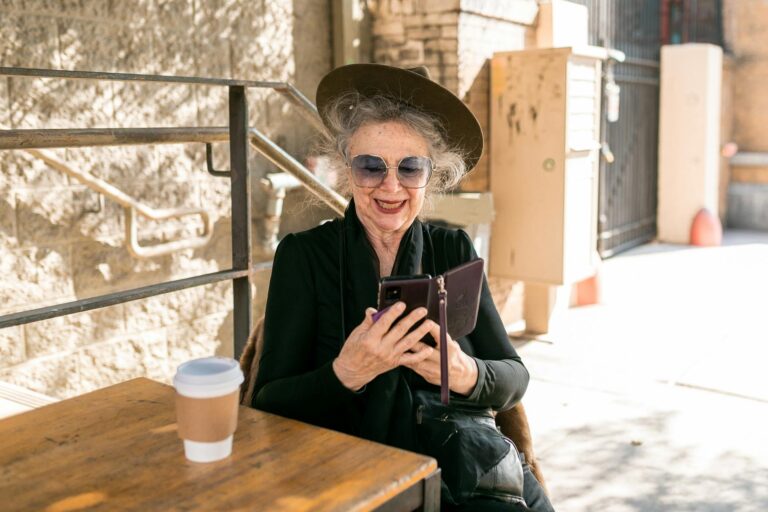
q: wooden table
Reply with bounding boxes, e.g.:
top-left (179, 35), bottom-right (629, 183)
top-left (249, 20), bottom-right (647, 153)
top-left (0, 378), bottom-right (439, 511)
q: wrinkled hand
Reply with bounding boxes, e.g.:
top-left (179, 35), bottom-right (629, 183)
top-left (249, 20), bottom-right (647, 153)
top-left (332, 302), bottom-right (435, 391)
top-left (402, 322), bottom-right (479, 396)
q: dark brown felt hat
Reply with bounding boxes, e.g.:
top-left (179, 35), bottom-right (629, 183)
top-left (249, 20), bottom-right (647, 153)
top-left (316, 63), bottom-right (484, 173)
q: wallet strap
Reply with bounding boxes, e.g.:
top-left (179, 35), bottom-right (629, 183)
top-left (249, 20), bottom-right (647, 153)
top-left (437, 275), bottom-right (449, 404)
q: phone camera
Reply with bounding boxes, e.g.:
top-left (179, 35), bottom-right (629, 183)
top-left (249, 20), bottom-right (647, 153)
top-left (385, 287), bottom-right (401, 301)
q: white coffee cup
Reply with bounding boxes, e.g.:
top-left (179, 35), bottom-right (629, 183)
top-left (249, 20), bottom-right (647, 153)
top-left (173, 357), bottom-right (244, 463)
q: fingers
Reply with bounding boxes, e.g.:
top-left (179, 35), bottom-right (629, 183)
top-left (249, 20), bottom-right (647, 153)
top-left (426, 319), bottom-right (441, 347)
top-left (383, 307), bottom-right (428, 343)
top-left (399, 343), bottom-right (435, 367)
top-left (360, 307), bottom-right (377, 327)
top-left (368, 302), bottom-right (407, 335)
top-left (411, 341), bottom-right (438, 358)
top-left (425, 320), bottom-right (457, 349)
top-left (394, 319), bottom-right (435, 353)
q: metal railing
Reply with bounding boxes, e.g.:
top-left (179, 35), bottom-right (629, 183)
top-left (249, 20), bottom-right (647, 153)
top-left (4, 142), bottom-right (215, 259)
top-left (0, 67), bottom-right (347, 357)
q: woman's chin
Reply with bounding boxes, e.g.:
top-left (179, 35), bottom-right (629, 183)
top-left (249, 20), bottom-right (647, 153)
top-left (361, 200), bottom-right (410, 231)
top-left (372, 215), bottom-right (409, 233)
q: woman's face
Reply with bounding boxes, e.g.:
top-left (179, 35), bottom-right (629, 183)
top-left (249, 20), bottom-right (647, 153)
top-left (346, 121), bottom-right (429, 240)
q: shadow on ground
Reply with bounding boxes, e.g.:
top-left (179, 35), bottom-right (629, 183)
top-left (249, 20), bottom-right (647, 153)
top-left (539, 408), bottom-right (768, 512)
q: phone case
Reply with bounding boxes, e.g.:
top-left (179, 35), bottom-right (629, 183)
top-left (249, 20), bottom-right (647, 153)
top-left (441, 258), bottom-right (484, 339)
top-left (376, 259), bottom-right (484, 340)
top-left (377, 259), bottom-right (485, 405)
top-left (376, 274), bottom-right (433, 322)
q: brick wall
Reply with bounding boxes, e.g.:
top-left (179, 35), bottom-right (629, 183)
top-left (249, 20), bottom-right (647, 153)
top-left (723, 0), bottom-right (768, 153)
top-left (0, 0), bottom-right (333, 399)
top-left (371, 0), bottom-right (537, 192)
top-left (722, 0), bottom-right (768, 228)
top-left (370, 0), bottom-right (538, 326)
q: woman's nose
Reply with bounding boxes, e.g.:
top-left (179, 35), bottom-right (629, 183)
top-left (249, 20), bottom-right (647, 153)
top-left (379, 166), bottom-right (402, 191)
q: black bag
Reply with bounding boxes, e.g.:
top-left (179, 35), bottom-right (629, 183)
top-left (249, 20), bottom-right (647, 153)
top-left (414, 390), bottom-right (525, 505)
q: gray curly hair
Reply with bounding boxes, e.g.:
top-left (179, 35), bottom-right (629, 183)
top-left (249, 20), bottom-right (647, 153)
top-left (316, 91), bottom-right (467, 200)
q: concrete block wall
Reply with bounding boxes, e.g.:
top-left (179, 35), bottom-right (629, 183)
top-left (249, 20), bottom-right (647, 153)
top-left (0, 0), bottom-right (333, 399)
top-left (370, 0), bottom-right (537, 192)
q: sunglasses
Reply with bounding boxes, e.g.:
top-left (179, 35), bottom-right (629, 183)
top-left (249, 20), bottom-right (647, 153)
top-left (347, 154), bottom-right (433, 189)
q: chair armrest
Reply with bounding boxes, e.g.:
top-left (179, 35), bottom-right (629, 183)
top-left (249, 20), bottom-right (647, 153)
top-left (495, 403), bottom-right (549, 496)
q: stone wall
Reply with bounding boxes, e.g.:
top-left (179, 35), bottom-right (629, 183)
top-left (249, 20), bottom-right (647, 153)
top-left (370, 0), bottom-right (537, 192)
top-left (0, 0), bottom-right (333, 399)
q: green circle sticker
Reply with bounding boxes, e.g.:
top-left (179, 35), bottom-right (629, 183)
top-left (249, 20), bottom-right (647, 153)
top-left (543, 158), bottom-right (556, 171)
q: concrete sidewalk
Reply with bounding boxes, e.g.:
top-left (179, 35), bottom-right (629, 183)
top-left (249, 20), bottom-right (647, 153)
top-left (514, 230), bottom-right (768, 512)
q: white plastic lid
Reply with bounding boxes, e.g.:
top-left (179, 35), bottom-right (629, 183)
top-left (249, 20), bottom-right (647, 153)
top-left (173, 357), bottom-right (244, 398)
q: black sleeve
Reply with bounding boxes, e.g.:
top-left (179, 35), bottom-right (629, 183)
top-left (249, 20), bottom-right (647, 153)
top-left (252, 234), bottom-right (358, 424)
top-left (456, 230), bottom-right (530, 411)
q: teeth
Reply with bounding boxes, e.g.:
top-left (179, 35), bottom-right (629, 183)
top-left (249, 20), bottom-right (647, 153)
top-left (377, 200), bottom-right (404, 210)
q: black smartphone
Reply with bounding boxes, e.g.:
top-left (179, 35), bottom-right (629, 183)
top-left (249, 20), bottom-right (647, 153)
top-left (377, 274), bottom-right (432, 315)
top-left (374, 259), bottom-right (484, 344)
top-left (376, 273), bottom-right (436, 345)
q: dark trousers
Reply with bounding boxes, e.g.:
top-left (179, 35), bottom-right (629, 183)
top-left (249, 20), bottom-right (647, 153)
top-left (444, 461), bottom-right (555, 512)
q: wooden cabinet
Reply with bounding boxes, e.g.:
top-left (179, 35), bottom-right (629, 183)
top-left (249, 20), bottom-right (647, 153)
top-left (489, 47), bottom-right (605, 285)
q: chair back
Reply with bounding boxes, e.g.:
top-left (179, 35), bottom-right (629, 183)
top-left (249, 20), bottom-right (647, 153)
top-left (239, 316), bottom-right (266, 405)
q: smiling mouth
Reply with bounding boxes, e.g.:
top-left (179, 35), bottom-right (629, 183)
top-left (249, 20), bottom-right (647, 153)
top-left (375, 199), bottom-right (406, 211)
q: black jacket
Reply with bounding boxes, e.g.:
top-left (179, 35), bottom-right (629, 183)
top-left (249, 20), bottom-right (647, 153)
top-left (253, 200), bottom-right (529, 451)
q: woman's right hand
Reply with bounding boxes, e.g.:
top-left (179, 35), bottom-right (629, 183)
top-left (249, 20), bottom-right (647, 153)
top-left (332, 302), bottom-right (436, 391)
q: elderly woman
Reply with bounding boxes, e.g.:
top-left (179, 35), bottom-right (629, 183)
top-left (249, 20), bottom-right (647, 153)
top-left (252, 64), bottom-right (554, 512)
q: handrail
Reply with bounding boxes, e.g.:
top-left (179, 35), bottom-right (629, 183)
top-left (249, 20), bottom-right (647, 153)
top-left (248, 129), bottom-right (347, 215)
top-left (0, 66), bottom-right (329, 136)
top-left (273, 84), bottom-right (329, 135)
top-left (0, 267), bottom-right (270, 329)
top-left (0, 66), bottom-right (340, 357)
top-left (0, 127), bottom-right (230, 150)
top-left (18, 145), bottom-right (214, 258)
top-left (0, 66), bottom-right (287, 87)
top-left (0, 126), bottom-right (349, 217)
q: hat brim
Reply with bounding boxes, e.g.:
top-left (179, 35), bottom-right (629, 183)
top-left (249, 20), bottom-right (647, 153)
top-left (316, 64), bottom-right (483, 173)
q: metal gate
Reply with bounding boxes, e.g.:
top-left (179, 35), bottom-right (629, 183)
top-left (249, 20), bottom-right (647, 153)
top-left (574, 0), bottom-right (662, 257)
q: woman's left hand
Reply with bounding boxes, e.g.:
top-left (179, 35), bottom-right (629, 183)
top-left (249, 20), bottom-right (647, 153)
top-left (402, 321), bottom-right (479, 396)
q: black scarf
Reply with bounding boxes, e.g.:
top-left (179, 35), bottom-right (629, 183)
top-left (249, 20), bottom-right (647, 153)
top-left (339, 199), bottom-right (435, 451)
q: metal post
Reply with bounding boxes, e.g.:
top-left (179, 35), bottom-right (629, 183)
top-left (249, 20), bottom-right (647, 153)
top-left (229, 86), bottom-right (252, 358)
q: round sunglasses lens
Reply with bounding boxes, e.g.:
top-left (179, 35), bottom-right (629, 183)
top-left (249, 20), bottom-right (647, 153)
top-left (350, 155), bottom-right (387, 187)
top-left (398, 157), bottom-right (432, 188)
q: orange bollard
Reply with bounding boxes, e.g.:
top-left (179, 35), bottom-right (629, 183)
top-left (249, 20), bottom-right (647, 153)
top-left (689, 208), bottom-right (722, 247)
top-left (575, 271), bottom-right (601, 306)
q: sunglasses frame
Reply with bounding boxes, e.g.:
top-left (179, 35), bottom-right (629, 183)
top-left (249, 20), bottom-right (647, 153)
top-left (346, 153), bottom-right (434, 189)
